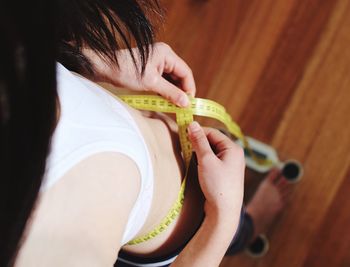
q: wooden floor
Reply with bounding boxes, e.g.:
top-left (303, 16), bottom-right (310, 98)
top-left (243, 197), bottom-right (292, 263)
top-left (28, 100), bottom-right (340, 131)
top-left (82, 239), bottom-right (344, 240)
top-left (159, 0), bottom-right (350, 266)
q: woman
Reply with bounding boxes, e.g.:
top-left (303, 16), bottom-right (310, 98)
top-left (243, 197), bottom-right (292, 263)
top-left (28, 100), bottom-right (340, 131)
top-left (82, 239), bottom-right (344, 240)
top-left (15, 0), bottom-right (244, 263)
top-left (4, 0), bottom-right (288, 266)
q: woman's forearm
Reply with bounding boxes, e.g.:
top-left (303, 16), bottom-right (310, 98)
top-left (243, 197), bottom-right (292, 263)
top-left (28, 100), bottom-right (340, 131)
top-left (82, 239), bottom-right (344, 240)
top-left (171, 211), bottom-right (238, 267)
top-left (170, 122), bottom-right (244, 266)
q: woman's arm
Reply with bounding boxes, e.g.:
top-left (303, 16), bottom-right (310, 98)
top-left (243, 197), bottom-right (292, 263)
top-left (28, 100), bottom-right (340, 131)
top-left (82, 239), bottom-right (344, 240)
top-left (16, 153), bottom-right (141, 267)
top-left (172, 210), bottom-right (238, 267)
top-left (83, 42), bottom-right (196, 107)
top-left (171, 122), bottom-right (245, 266)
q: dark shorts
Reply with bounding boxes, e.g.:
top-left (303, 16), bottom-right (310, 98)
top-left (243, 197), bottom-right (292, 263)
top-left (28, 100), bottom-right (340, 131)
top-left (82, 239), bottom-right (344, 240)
top-left (115, 208), bottom-right (254, 267)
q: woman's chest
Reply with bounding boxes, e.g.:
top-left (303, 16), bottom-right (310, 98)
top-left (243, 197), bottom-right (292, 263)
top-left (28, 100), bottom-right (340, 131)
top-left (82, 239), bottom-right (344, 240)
top-left (122, 105), bottom-right (204, 256)
top-left (125, 106), bottom-right (185, 197)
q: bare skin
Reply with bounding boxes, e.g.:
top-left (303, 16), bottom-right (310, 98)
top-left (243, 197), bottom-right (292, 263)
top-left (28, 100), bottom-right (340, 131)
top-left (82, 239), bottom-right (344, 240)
top-left (246, 169), bottom-right (293, 240)
top-left (16, 87), bottom-right (290, 266)
top-left (16, 44), bottom-right (291, 266)
top-left (16, 97), bottom-right (205, 266)
top-left (88, 43), bottom-right (295, 253)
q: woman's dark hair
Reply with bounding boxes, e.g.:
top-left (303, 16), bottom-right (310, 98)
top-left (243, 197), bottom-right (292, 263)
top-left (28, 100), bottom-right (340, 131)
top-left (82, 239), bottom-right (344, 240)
top-left (0, 1), bottom-right (57, 266)
top-left (56, 0), bottom-right (162, 76)
top-left (1, 0), bottom-right (160, 266)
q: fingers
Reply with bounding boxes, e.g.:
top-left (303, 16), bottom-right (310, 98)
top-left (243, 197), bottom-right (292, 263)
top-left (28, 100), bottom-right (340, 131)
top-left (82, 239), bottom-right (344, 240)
top-left (188, 122), bottom-right (215, 164)
top-left (202, 127), bottom-right (239, 161)
top-left (151, 75), bottom-right (190, 107)
top-left (163, 51), bottom-right (196, 97)
top-left (203, 128), bottom-right (235, 151)
top-left (188, 123), bottom-right (242, 166)
top-left (139, 43), bottom-right (196, 106)
top-left (154, 42), bottom-right (196, 96)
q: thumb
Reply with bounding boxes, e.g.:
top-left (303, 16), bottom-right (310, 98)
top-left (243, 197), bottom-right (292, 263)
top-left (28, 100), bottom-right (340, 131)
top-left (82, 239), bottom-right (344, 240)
top-left (188, 122), bottom-right (213, 164)
top-left (155, 77), bottom-right (189, 107)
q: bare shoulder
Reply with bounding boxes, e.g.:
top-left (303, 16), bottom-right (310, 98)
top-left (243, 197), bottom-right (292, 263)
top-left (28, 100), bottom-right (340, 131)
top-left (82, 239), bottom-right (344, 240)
top-left (16, 152), bottom-right (141, 267)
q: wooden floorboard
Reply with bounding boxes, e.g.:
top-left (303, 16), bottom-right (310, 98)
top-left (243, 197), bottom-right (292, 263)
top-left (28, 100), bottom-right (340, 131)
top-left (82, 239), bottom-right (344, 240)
top-left (160, 0), bottom-right (350, 266)
top-left (304, 166), bottom-right (350, 267)
top-left (239, 0), bottom-right (337, 141)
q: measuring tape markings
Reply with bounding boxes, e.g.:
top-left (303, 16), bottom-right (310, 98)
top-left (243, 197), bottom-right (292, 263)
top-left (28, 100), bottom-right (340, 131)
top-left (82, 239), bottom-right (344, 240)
top-left (116, 95), bottom-right (274, 245)
top-left (121, 96), bottom-right (193, 245)
top-left (120, 95), bottom-right (271, 165)
top-left (176, 110), bottom-right (193, 165)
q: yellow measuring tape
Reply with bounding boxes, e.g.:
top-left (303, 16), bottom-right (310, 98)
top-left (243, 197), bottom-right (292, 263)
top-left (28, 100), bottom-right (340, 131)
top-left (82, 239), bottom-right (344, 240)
top-left (115, 94), bottom-right (273, 245)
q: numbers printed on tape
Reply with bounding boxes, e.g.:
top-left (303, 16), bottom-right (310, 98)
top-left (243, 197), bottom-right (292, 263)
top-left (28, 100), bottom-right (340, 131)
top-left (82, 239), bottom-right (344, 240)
top-left (115, 94), bottom-right (274, 245)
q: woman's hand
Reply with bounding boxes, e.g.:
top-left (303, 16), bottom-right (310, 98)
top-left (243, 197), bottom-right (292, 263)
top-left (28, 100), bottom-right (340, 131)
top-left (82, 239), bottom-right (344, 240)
top-left (85, 42), bottom-right (196, 107)
top-left (170, 122), bottom-right (245, 267)
top-left (188, 122), bottom-right (245, 221)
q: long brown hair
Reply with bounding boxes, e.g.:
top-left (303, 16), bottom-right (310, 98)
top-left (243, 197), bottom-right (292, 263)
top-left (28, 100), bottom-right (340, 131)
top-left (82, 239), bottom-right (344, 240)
top-left (0, 0), bottom-right (161, 266)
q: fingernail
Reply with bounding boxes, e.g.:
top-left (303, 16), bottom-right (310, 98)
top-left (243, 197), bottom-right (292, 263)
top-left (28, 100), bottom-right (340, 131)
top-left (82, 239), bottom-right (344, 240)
top-left (179, 95), bottom-right (189, 107)
top-left (188, 121), bottom-right (200, 134)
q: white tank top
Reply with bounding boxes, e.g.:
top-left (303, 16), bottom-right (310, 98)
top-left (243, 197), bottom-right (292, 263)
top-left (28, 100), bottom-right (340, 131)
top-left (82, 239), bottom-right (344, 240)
top-left (42, 63), bottom-right (154, 245)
